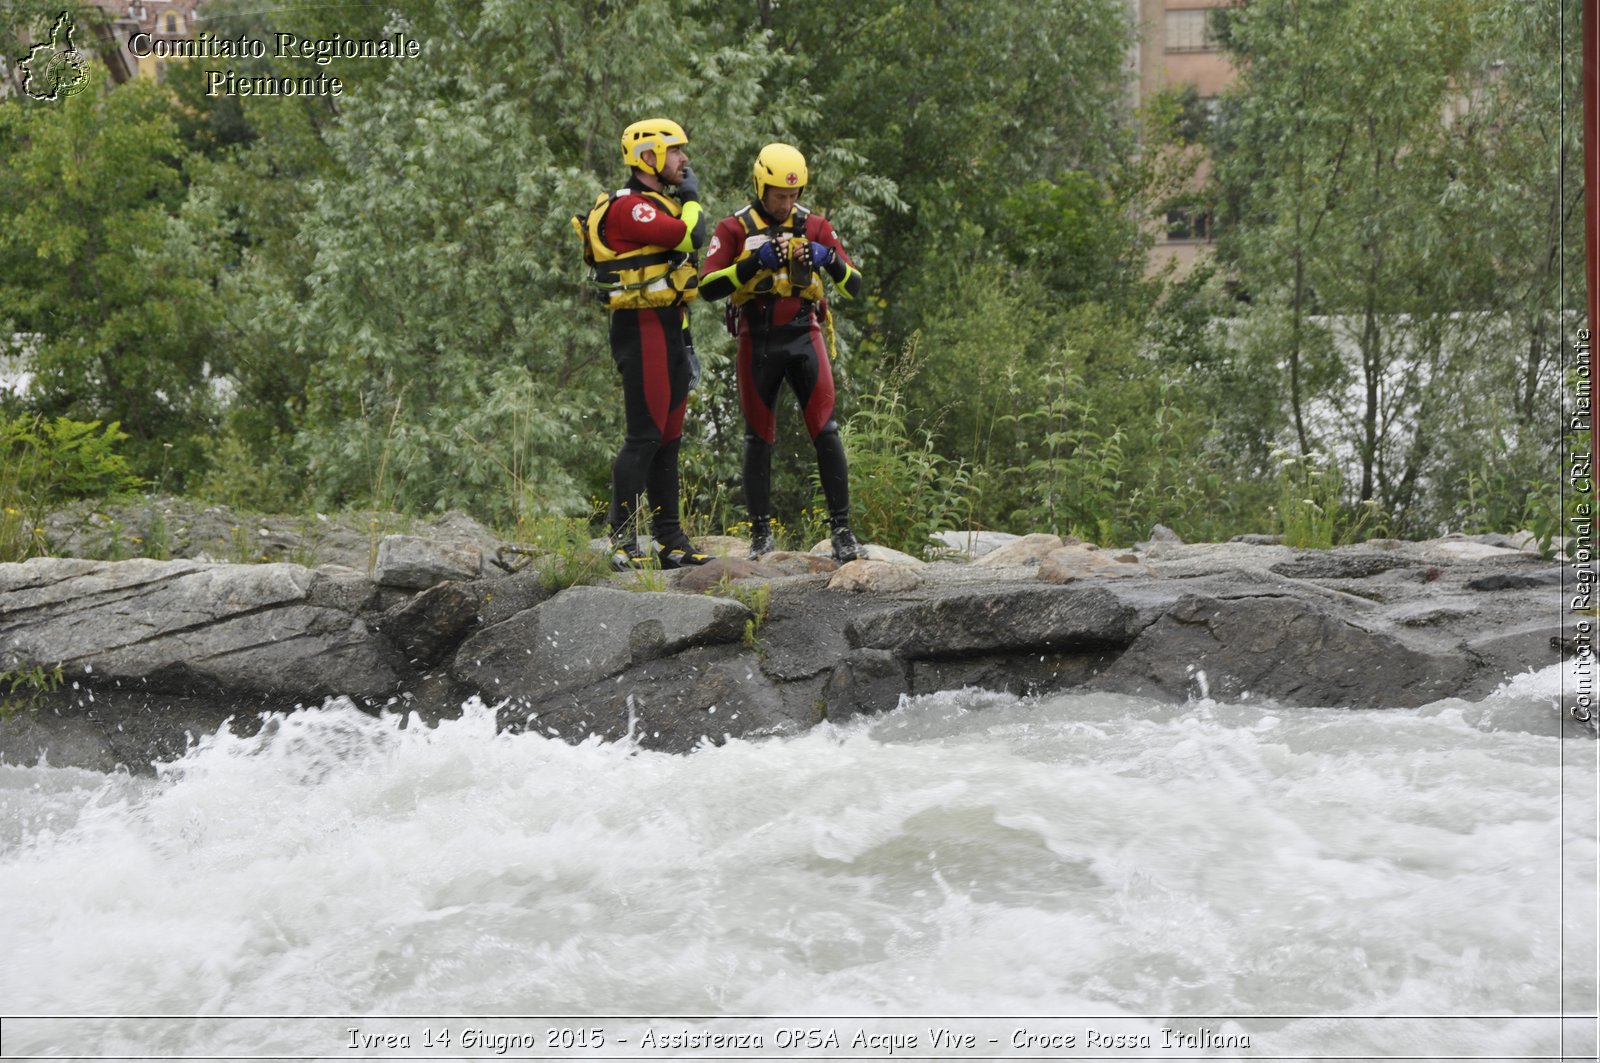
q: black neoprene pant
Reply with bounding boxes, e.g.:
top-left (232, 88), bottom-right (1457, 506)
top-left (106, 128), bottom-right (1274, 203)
top-left (607, 306), bottom-right (691, 542)
top-left (736, 308), bottom-right (849, 523)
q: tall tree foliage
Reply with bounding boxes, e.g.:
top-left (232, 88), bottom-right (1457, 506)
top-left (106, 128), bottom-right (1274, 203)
top-left (194, 0), bottom-right (804, 520)
top-left (754, 0), bottom-right (1136, 335)
top-left (0, 67), bottom-right (221, 481)
top-left (1, 0), bottom-right (1574, 546)
top-left (729, 0), bottom-right (1155, 533)
top-left (1212, 0), bottom-right (1581, 535)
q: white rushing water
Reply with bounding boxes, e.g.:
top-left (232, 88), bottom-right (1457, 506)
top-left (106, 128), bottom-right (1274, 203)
top-left (0, 665), bottom-right (1595, 1061)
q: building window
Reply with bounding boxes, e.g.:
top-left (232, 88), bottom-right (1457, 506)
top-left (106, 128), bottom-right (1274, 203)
top-left (1166, 207), bottom-right (1212, 242)
top-left (1166, 9), bottom-right (1216, 53)
top-left (1168, 86), bottom-right (1220, 142)
top-left (165, 13), bottom-right (178, 33)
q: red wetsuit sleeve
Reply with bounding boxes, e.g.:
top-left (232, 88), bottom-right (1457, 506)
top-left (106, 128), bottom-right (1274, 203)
top-left (697, 215), bottom-right (752, 301)
top-left (701, 216), bottom-right (745, 275)
top-left (806, 214), bottom-right (863, 300)
top-left (603, 193), bottom-right (689, 251)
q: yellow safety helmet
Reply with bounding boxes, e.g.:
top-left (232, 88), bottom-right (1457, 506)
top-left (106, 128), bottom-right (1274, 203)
top-left (621, 118), bottom-right (689, 175)
top-left (753, 142), bottom-right (808, 199)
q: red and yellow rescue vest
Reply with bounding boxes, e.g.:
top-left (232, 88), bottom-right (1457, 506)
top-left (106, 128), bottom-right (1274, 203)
top-left (573, 188), bottom-right (700, 310)
top-left (727, 203), bottom-right (827, 306)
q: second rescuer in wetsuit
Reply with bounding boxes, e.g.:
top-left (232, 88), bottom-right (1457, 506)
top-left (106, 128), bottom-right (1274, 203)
top-left (698, 143), bottom-right (866, 562)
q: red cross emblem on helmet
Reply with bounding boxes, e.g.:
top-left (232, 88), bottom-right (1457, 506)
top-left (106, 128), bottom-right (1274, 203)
top-left (785, 172), bottom-right (798, 185)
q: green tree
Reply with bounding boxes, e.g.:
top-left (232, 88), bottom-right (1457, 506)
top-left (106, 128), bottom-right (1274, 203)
top-left (0, 68), bottom-right (221, 482)
top-left (1211, 0), bottom-right (1580, 535)
top-left (255, 0), bottom-right (801, 523)
top-left (756, 0), bottom-right (1136, 341)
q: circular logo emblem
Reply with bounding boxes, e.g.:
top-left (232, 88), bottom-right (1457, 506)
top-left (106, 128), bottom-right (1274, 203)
top-left (631, 202), bottom-right (657, 223)
top-left (785, 172), bottom-right (798, 186)
top-left (44, 51), bottom-right (88, 98)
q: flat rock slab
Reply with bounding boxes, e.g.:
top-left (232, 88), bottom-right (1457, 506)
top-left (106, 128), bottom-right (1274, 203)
top-left (0, 531), bottom-right (1583, 773)
top-left (0, 558), bottom-right (404, 696)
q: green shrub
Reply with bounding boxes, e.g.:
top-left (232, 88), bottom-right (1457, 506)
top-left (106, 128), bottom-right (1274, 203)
top-left (706, 577), bottom-right (772, 651)
top-left (839, 345), bottom-right (971, 559)
top-left (1003, 362), bottom-right (1127, 541)
top-left (1272, 450), bottom-right (1388, 549)
top-left (0, 663), bottom-right (65, 717)
top-left (1, 415), bottom-right (141, 562)
top-left (509, 512), bottom-right (611, 591)
top-left (192, 429), bottom-right (309, 514)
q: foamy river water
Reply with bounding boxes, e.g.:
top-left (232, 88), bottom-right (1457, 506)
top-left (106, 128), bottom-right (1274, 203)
top-left (1, 664), bottom-right (1594, 1061)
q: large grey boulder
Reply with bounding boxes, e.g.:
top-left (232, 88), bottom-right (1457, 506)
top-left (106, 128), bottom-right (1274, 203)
top-left (0, 557), bottom-right (406, 697)
top-left (374, 535), bottom-right (482, 589)
top-left (1, 525), bottom-right (1579, 773)
top-left (451, 585), bottom-right (751, 699)
top-left (822, 648), bottom-right (910, 721)
top-left (380, 581), bottom-right (483, 666)
top-left (846, 585), bottom-right (1151, 659)
top-left (503, 645), bottom-right (814, 753)
top-left (1090, 592), bottom-right (1478, 707)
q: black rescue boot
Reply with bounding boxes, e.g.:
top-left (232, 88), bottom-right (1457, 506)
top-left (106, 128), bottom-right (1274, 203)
top-left (747, 516), bottom-right (775, 560)
top-left (609, 537), bottom-right (651, 572)
top-left (654, 535), bottom-right (712, 569)
top-left (830, 524), bottom-right (862, 563)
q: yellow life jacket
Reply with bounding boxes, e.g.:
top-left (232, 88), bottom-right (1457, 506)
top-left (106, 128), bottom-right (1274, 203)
top-left (728, 203), bottom-right (827, 306)
top-left (572, 187), bottom-right (700, 310)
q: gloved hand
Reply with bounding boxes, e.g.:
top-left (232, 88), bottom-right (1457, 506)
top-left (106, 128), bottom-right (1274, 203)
top-left (674, 165), bottom-right (699, 202)
top-left (755, 239), bottom-right (784, 271)
top-left (798, 240), bottom-right (835, 268)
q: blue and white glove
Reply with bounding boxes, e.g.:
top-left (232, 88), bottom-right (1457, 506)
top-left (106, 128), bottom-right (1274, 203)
top-left (805, 241), bottom-right (835, 268)
top-left (755, 239), bottom-right (784, 271)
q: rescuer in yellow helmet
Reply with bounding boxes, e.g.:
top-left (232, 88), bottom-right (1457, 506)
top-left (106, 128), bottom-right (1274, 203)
top-left (573, 118), bottom-right (711, 570)
top-left (698, 143), bottom-right (866, 562)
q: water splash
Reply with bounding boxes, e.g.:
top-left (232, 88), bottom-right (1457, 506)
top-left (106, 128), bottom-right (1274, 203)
top-left (0, 670), bottom-right (1592, 1057)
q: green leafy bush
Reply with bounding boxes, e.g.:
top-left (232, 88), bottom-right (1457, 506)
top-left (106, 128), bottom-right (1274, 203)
top-left (0, 663), bottom-right (65, 717)
top-left (839, 349), bottom-right (970, 559)
top-left (1, 415), bottom-right (141, 562)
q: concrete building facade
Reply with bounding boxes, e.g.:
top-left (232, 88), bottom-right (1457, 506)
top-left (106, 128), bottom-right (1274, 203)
top-left (1132, 0), bottom-right (1239, 277)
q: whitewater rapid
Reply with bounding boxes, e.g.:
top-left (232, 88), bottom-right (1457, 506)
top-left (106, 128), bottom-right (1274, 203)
top-left (0, 663), bottom-right (1594, 1060)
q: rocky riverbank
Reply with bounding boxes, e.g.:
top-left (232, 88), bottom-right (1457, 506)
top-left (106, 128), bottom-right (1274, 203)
top-left (0, 512), bottom-right (1589, 772)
